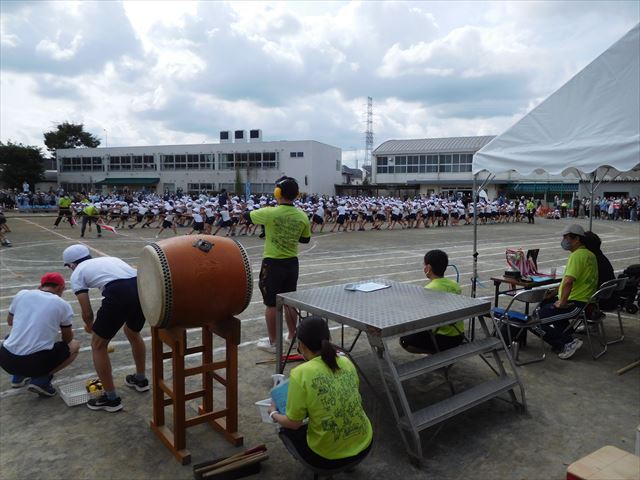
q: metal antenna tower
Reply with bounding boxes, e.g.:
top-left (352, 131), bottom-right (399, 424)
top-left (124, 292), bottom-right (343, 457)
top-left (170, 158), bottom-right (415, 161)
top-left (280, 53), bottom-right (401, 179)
top-left (364, 96), bottom-right (374, 166)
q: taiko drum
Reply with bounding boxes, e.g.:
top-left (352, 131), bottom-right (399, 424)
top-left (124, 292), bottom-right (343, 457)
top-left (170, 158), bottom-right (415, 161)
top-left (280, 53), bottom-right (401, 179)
top-left (137, 235), bottom-right (253, 328)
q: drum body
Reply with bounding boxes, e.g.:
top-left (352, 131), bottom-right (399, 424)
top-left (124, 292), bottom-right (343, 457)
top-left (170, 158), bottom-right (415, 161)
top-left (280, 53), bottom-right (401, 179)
top-left (137, 235), bottom-right (253, 328)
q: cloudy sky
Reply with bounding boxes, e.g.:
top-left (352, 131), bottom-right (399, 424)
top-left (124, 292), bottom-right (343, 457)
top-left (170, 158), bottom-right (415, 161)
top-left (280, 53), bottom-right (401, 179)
top-left (1, 1), bottom-right (638, 166)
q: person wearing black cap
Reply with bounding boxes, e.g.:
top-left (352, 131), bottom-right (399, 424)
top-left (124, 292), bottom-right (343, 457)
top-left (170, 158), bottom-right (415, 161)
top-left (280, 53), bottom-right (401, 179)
top-left (0, 272), bottom-right (79, 397)
top-left (62, 244), bottom-right (148, 412)
top-left (250, 176), bottom-right (311, 353)
top-left (268, 316), bottom-right (372, 470)
top-left (532, 224), bottom-right (598, 359)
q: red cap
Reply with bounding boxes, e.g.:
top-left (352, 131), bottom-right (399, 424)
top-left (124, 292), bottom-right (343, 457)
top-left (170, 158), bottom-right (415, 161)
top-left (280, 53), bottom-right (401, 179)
top-left (40, 272), bottom-right (65, 287)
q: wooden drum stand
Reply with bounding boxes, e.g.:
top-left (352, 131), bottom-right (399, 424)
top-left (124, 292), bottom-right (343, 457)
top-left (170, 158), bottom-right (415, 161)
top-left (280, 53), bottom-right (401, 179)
top-left (150, 317), bottom-right (243, 464)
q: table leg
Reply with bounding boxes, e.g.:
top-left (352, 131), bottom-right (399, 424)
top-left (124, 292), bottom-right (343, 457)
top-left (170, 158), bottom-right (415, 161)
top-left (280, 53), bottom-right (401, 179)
top-left (275, 296), bottom-right (284, 374)
top-left (493, 280), bottom-right (501, 307)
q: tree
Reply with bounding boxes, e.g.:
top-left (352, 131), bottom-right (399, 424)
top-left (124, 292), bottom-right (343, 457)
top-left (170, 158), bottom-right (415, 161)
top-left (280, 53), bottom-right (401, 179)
top-left (43, 122), bottom-right (101, 157)
top-left (0, 141), bottom-right (45, 189)
top-left (234, 167), bottom-right (243, 196)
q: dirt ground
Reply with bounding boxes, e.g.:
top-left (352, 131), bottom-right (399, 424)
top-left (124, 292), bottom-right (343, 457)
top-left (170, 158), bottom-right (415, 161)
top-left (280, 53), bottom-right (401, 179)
top-left (0, 213), bottom-right (638, 480)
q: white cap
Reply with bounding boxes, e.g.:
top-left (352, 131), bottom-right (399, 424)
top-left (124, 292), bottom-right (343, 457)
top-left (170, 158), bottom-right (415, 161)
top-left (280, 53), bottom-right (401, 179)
top-left (63, 244), bottom-right (91, 266)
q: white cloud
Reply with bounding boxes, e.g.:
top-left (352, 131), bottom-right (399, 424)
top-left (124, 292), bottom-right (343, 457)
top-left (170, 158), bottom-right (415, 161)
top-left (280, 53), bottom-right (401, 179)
top-left (36, 33), bottom-right (84, 61)
top-left (0, 0), bottom-right (637, 167)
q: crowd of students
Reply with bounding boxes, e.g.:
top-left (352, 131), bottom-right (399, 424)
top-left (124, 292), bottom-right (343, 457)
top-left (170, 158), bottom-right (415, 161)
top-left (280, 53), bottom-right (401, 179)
top-left (44, 192), bottom-right (555, 238)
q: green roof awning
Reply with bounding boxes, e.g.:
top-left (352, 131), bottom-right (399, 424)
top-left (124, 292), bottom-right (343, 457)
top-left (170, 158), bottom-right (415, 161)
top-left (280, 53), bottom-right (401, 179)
top-left (94, 178), bottom-right (160, 186)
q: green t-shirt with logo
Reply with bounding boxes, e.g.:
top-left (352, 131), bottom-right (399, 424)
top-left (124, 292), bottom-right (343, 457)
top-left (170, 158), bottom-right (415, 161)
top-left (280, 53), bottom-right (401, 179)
top-left (559, 246), bottom-right (598, 303)
top-left (250, 205), bottom-right (311, 259)
top-left (286, 355), bottom-right (373, 460)
top-left (58, 197), bottom-right (72, 208)
top-left (83, 205), bottom-right (99, 216)
top-left (425, 277), bottom-right (464, 336)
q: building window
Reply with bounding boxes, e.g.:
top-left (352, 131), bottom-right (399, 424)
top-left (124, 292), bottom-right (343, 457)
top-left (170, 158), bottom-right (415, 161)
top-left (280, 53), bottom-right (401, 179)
top-left (161, 155), bottom-right (174, 170)
top-left (289, 151), bottom-right (304, 158)
top-left (376, 156), bottom-right (388, 174)
top-left (187, 183), bottom-right (214, 195)
top-left (108, 156), bottom-right (132, 171)
top-left (336, 159), bottom-right (341, 171)
top-left (59, 157), bottom-right (104, 172)
top-left (219, 152), bottom-right (279, 170)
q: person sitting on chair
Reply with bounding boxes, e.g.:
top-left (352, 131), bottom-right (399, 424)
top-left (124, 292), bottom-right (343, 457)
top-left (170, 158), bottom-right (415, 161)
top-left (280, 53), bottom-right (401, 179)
top-left (268, 316), bottom-right (372, 471)
top-left (532, 224), bottom-right (598, 359)
top-left (583, 231), bottom-right (616, 312)
top-left (399, 249), bottom-right (465, 354)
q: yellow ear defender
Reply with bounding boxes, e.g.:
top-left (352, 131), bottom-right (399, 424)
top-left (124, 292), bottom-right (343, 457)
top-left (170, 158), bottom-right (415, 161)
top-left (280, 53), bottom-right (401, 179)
top-left (274, 177), bottom-right (299, 201)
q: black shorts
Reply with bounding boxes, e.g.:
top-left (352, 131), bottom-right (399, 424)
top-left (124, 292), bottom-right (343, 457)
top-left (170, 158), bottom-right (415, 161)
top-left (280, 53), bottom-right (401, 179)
top-left (193, 222), bottom-right (204, 231)
top-left (0, 342), bottom-right (70, 378)
top-left (136, 214), bottom-right (144, 222)
top-left (206, 216), bottom-right (215, 225)
top-left (391, 214), bottom-right (399, 221)
top-left (376, 214), bottom-right (385, 221)
top-left (120, 214), bottom-right (129, 220)
top-left (312, 214), bottom-right (323, 225)
top-left (336, 215), bottom-right (345, 225)
top-left (93, 278), bottom-right (146, 340)
top-left (258, 257), bottom-right (299, 307)
top-left (162, 220), bottom-right (173, 228)
top-left (408, 213), bottom-right (417, 220)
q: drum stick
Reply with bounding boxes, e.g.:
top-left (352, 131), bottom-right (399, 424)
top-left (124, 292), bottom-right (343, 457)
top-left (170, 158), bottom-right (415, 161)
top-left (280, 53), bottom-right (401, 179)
top-left (201, 452), bottom-right (268, 478)
top-left (197, 451), bottom-right (266, 476)
top-left (617, 359), bottom-right (640, 375)
top-left (255, 354), bottom-right (304, 365)
top-left (194, 445), bottom-right (266, 474)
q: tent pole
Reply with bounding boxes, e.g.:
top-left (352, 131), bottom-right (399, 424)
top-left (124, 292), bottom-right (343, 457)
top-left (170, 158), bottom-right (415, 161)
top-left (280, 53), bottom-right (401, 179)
top-left (589, 171), bottom-right (595, 231)
top-left (472, 174), bottom-right (478, 298)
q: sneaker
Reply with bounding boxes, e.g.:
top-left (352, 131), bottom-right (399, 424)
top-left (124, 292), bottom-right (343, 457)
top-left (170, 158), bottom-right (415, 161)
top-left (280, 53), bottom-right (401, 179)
top-left (11, 375), bottom-right (30, 388)
top-left (558, 339), bottom-right (584, 360)
top-left (256, 338), bottom-right (276, 354)
top-left (27, 378), bottom-right (56, 397)
top-left (87, 394), bottom-right (123, 412)
top-left (125, 374), bottom-right (150, 392)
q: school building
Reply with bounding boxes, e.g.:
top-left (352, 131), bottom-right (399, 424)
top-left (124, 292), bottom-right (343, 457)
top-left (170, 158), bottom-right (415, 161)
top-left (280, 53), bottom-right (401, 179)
top-left (350, 136), bottom-right (584, 200)
top-left (55, 130), bottom-right (342, 196)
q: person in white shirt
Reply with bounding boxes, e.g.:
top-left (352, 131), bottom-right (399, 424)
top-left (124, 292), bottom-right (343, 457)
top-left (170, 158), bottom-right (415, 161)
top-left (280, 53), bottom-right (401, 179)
top-left (63, 244), bottom-right (148, 413)
top-left (0, 272), bottom-right (79, 397)
top-left (187, 206), bottom-right (205, 234)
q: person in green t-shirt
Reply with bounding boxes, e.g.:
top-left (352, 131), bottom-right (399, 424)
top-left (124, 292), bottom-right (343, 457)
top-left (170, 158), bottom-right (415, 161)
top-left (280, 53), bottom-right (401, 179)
top-left (81, 203), bottom-right (102, 238)
top-left (532, 224), bottom-right (598, 360)
top-left (53, 194), bottom-right (74, 229)
top-left (250, 177), bottom-right (311, 353)
top-left (399, 249), bottom-right (465, 354)
top-left (268, 316), bottom-right (372, 470)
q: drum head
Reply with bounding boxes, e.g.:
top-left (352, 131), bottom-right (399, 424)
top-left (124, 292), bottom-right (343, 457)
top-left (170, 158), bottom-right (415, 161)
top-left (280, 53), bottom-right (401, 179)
top-left (137, 244), bottom-right (168, 328)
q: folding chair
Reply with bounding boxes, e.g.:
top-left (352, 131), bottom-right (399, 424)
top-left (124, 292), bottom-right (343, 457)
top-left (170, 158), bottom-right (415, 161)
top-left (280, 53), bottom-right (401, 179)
top-left (567, 283), bottom-right (617, 360)
top-left (491, 287), bottom-right (552, 365)
top-left (599, 277), bottom-right (628, 345)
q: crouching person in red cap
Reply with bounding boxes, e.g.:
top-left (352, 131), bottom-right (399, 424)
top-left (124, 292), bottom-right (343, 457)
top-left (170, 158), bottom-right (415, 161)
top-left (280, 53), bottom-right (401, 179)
top-left (0, 272), bottom-right (80, 397)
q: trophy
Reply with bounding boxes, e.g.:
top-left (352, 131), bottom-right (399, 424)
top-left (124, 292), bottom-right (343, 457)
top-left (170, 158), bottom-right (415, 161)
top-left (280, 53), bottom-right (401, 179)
top-left (505, 249), bottom-right (523, 279)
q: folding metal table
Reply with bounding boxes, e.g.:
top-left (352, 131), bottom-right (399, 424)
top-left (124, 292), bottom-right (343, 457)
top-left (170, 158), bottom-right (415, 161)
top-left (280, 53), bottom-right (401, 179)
top-left (275, 280), bottom-right (526, 462)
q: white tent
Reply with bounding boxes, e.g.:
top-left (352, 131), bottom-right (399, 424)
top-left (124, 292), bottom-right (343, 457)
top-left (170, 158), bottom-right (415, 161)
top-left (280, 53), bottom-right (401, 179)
top-left (470, 23), bottom-right (640, 296)
top-left (474, 23), bottom-right (639, 176)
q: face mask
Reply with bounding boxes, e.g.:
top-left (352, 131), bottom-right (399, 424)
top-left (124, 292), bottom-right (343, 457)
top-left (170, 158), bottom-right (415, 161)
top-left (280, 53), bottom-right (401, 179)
top-left (561, 239), bottom-right (572, 251)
